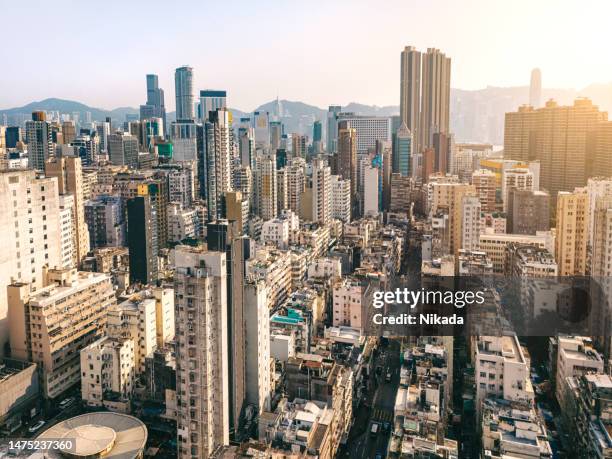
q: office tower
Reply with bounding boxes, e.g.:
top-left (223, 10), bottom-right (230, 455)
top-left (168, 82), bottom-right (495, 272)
top-left (529, 68), bottom-right (542, 108)
top-left (336, 113), bottom-right (392, 154)
top-left (171, 121), bottom-right (198, 161)
top-left (327, 105), bottom-right (342, 153)
top-left (589, 121), bottom-right (612, 178)
top-left (204, 109), bottom-right (233, 221)
top-left (127, 195), bottom-right (158, 284)
top-left (8, 267), bottom-right (114, 398)
top-left (199, 90), bottom-right (227, 122)
top-left (420, 48), bottom-right (451, 150)
top-left (244, 279), bottom-right (271, 413)
top-left (61, 121), bottom-right (77, 144)
top-left (507, 189), bottom-right (550, 235)
top-left (108, 132), bottom-right (139, 168)
top-left (337, 121), bottom-right (357, 207)
top-left (269, 121), bottom-right (282, 152)
top-left (174, 246), bottom-right (230, 458)
top-left (363, 164), bottom-right (380, 217)
top-left (330, 175), bottom-right (351, 222)
top-left (45, 157), bottom-right (90, 265)
top-left (140, 117), bottom-right (163, 152)
top-left (400, 46), bottom-right (421, 150)
top-left (556, 189), bottom-right (589, 276)
top-left (504, 99), bottom-right (607, 200)
top-left (25, 111), bottom-right (53, 170)
top-left (0, 170), bottom-right (62, 353)
top-left (254, 154), bottom-right (278, 220)
top-left (6, 126), bottom-right (21, 148)
top-left (207, 220), bottom-right (247, 437)
top-left (84, 196), bottom-right (126, 248)
top-left (139, 74), bottom-right (166, 131)
top-left (460, 196), bottom-right (481, 252)
top-left (291, 134), bottom-right (307, 159)
top-left (395, 122), bottom-right (413, 176)
top-left (311, 158), bottom-right (332, 225)
top-left (253, 111), bottom-right (270, 150)
top-left (502, 167), bottom-right (534, 211)
top-left (471, 169), bottom-right (497, 212)
top-left (175, 66), bottom-right (194, 121)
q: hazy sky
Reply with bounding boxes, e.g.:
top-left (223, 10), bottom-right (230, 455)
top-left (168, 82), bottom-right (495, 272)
top-left (1, 0), bottom-right (610, 111)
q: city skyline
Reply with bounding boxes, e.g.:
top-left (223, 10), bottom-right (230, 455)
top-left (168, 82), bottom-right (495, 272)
top-left (1, 0), bottom-right (611, 111)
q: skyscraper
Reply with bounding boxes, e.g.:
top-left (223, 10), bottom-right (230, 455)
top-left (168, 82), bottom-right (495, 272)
top-left (140, 74), bottom-right (166, 132)
top-left (291, 134), bottom-right (307, 159)
top-left (254, 154), bottom-right (277, 220)
top-left (174, 246), bottom-right (229, 458)
top-left (529, 68), bottom-right (542, 108)
top-left (25, 111), bottom-right (53, 170)
top-left (312, 120), bottom-right (322, 153)
top-left (205, 109), bottom-right (233, 221)
top-left (555, 189), bottom-right (589, 276)
top-left (400, 46), bottom-right (421, 148)
top-left (400, 47), bottom-right (451, 153)
top-left (269, 121), bottom-right (282, 152)
top-left (311, 157), bottom-right (331, 225)
top-left (199, 90), bottom-right (227, 122)
top-left (253, 111), bottom-right (270, 150)
top-left (420, 48), bottom-right (451, 151)
top-left (337, 122), bottom-right (358, 213)
top-left (175, 66), bottom-right (194, 122)
top-left (108, 132), bottom-right (139, 168)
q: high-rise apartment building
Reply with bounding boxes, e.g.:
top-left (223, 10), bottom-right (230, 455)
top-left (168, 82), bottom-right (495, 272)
top-left (127, 195), bottom-right (159, 284)
top-left (84, 195), bottom-right (126, 248)
top-left (108, 132), bottom-right (139, 168)
top-left (45, 156), bottom-right (90, 265)
top-left (254, 154), bottom-right (277, 221)
top-left (204, 109), bottom-right (233, 221)
top-left (174, 246), bottom-right (230, 458)
top-left (253, 111), bottom-right (270, 151)
top-left (504, 99), bottom-right (607, 200)
top-left (507, 189), bottom-right (550, 235)
top-left (589, 121), bottom-right (612, 178)
top-left (420, 49), bottom-right (451, 151)
top-left (590, 195), bottom-right (612, 277)
top-left (269, 121), bottom-right (282, 152)
top-left (471, 169), bottom-right (497, 212)
top-left (311, 158), bottom-right (332, 225)
top-left (400, 46), bottom-right (421, 150)
top-left (502, 167), bottom-right (534, 212)
top-left (199, 90), bottom-right (227, 123)
top-left (26, 111), bottom-right (54, 171)
top-left (330, 175), bottom-right (351, 223)
top-left (291, 134), bottom-right (307, 159)
top-left (175, 66), bottom-right (194, 121)
top-left (337, 122), bottom-right (357, 207)
top-left (8, 267), bottom-right (115, 398)
top-left (283, 157), bottom-right (306, 214)
top-left (556, 189), bottom-right (589, 276)
top-left (244, 279), bottom-right (272, 414)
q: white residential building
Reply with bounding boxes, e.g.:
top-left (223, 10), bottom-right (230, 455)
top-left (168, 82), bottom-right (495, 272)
top-left (332, 278), bottom-right (363, 330)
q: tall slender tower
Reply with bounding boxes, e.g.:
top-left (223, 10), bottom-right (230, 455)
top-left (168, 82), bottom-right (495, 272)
top-left (175, 66), bottom-right (194, 121)
top-left (529, 68), bottom-right (542, 108)
top-left (420, 48), bottom-right (451, 151)
top-left (174, 246), bottom-right (230, 458)
top-left (337, 121), bottom-right (358, 207)
top-left (400, 46), bottom-right (421, 151)
top-left (26, 111), bottom-right (53, 171)
top-left (205, 109), bottom-right (233, 221)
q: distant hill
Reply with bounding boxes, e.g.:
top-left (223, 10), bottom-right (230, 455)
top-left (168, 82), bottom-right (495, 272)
top-left (3, 83), bottom-right (612, 143)
top-left (0, 98), bottom-right (139, 124)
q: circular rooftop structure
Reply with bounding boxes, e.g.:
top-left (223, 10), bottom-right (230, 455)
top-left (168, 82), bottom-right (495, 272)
top-left (37, 412), bottom-right (147, 459)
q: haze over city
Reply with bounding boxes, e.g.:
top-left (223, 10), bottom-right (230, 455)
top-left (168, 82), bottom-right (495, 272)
top-left (2, 0), bottom-right (611, 111)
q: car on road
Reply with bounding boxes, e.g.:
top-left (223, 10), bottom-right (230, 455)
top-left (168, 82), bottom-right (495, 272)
top-left (383, 421), bottom-right (391, 433)
top-left (370, 422), bottom-right (379, 436)
top-left (59, 397), bottom-right (75, 409)
top-left (386, 371), bottom-right (392, 382)
top-left (28, 420), bottom-right (45, 433)
top-left (375, 453), bottom-right (383, 459)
